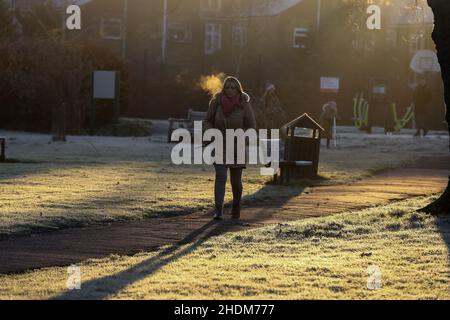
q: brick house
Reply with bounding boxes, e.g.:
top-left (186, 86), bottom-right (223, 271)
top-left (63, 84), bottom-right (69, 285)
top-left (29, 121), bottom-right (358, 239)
top-left (63, 0), bottom-right (331, 120)
top-left (3, 0), bottom-right (445, 129)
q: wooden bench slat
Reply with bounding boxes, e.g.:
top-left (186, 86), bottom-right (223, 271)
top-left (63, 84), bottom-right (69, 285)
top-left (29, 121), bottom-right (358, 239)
top-left (265, 160), bottom-right (313, 168)
top-left (279, 160), bottom-right (313, 167)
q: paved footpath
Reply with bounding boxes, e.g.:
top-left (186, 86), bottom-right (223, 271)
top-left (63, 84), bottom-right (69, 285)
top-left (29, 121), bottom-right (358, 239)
top-left (0, 157), bottom-right (448, 274)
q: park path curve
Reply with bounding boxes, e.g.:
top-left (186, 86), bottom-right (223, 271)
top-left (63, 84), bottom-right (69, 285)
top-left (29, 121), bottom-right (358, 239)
top-left (0, 157), bottom-right (448, 274)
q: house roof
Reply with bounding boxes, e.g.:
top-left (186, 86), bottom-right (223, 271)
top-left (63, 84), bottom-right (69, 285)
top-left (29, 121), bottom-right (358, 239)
top-left (5, 0), bottom-right (91, 8)
top-left (387, 0), bottom-right (434, 26)
top-left (7, 0), bottom-right (300, 17)
top-left (52, 0), bottom-right (92, 7)
top-left (239, 0), bottom-right (303, 17)
top-left (283, 113), bottom-right (324, 131)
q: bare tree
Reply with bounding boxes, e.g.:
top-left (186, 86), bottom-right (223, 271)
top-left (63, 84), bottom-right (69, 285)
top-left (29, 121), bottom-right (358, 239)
top-left (419, 0), bottom-right (450, 214)
top-left (231, 0), bottom-right (255, 77)
top-left (0, 1), bottom-right (14, 40)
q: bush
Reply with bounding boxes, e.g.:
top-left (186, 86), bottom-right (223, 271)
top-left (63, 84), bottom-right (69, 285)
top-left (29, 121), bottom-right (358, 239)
top-left (0, 39), bottom-right (129, 134)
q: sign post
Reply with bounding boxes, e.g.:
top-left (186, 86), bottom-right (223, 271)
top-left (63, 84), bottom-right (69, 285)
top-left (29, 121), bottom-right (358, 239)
top-left (320, 77), bottom-right (340, 94)
top-left (91, 71), bottom-right (120, 136)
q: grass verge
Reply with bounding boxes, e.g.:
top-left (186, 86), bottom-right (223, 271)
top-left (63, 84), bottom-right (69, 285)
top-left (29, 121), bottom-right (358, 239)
top-left (0, 195), bottom-right (448, 300)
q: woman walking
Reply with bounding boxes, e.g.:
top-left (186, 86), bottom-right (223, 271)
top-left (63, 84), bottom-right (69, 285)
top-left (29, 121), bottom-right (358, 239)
top-left (203, 76), bottom-right (257, 220)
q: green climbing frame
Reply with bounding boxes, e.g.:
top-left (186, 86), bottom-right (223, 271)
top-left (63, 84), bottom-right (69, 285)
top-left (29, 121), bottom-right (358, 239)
top-left (353, 92), bottom-right (369, 129)
top-left (391, 103), bottom-right (414, 132)
top-left (352, 92), bottom-right (414, 132)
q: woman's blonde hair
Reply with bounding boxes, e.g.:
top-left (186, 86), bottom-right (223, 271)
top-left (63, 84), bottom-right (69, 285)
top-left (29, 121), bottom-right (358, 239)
top-left (221, 76), bottom-right (244, 99)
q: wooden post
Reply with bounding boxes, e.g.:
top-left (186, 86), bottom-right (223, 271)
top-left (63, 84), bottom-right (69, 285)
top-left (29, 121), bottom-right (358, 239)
top-left (113, 72), bottom-right (121, 136)
top-left (0, 139), bottom-right (5, 162)
top-left (287, 127), bottom-right (296, 182)
top-left (89, 73), bottom-right (95, 136)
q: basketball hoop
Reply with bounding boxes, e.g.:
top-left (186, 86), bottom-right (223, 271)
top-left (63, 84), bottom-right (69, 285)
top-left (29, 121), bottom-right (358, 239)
top-left (410, 50), bottom-right (441, 74)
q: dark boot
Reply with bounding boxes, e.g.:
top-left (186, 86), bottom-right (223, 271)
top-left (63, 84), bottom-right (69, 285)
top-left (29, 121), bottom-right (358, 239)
top-left (231, 203), bottom-right (241, 219)
top-left (213, 205), bottom-right (223, 220)
top-left (213, 210), bottom-right (223, 220)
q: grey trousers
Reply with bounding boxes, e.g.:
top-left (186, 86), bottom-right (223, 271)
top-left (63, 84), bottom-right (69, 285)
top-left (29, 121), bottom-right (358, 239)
top-left (214, 164), bottom-right (243, 213)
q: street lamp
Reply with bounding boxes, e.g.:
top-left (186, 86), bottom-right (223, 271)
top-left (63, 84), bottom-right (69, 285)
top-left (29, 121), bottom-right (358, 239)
top-left (162, 0), bottom-right (168, 63)
top-left (122, 0), bottom-right (128, 61)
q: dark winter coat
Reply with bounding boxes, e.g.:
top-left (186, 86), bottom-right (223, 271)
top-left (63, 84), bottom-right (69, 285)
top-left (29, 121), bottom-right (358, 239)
top-left (203, 92), bottom-right (257, 168)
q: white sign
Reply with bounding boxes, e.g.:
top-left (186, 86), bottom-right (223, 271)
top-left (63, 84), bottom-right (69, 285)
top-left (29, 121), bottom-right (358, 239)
top-left (320, 77), bottom-right (340, 93)
top-left (372, 85), bottom-right (386, 95)
top-left (93, 71), bottom-right (117, 99)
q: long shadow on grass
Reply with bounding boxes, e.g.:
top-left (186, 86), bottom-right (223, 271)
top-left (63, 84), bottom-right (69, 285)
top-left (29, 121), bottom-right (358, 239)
top-left (51, 181), bottom-right (305, 300)
top-left (435, 214), bottom-right (450, 264)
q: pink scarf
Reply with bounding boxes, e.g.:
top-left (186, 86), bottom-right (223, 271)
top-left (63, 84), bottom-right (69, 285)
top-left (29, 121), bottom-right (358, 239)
top-left (220, 94), bottom-right (241, 117)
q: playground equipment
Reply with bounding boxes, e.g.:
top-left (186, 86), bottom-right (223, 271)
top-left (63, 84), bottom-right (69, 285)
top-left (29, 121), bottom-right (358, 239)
top-left (353, 93), bottom-right (415, 133)
top-left (391, 103), bottom-right (415, 132)
top-left (353, 93), bottom-right (370, 130)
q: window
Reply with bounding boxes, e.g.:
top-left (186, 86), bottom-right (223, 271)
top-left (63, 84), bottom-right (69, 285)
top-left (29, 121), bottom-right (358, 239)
top-left (293, 28), bottom-right (308, 49)
top-left (408, 31), bottom-right (426, 88)
top-left (409, 32), bottom-right (424, 56)
top-left (205, 23), bottom-right (222, 55)
top-left (351, 38), bottom-right (360, 50)
top-left (365, 37), bottom-right (376, 52)
top-left (386, 29), bottom-right (397, 48)
top-left (100, 18), bottom-right (122, 40)
top-left (168, 22), bottom-right (191, 43)
top-left (201, 0), bottom-right (222, 12)
top-left (232, 25), bottom-right (248, 46)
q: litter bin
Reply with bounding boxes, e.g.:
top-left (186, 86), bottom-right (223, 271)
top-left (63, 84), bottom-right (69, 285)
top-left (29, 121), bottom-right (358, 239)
top-left (280, 113), bottom-right (324, 181)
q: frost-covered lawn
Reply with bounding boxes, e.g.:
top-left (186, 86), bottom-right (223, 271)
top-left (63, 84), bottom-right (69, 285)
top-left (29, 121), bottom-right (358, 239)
top-left (1, 196), bottom-right (448, 300)
top-left (0, 126), bottom-right (448, 238)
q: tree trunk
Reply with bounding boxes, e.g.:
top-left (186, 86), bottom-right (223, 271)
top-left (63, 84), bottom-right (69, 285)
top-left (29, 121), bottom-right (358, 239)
top-left (421, 0), bottom-right (450, 214)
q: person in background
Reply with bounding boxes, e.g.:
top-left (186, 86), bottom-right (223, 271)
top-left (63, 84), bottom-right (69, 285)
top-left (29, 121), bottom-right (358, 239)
top-left (320, 101), bottom-right (338, 149)
top-left (412, 78), bottom-right (432, 137)
top-left (254, 81), bottom-right (287, 133)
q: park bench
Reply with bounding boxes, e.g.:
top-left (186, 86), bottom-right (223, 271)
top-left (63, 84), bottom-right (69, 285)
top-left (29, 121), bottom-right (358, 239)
top-left (0, 137), bottom-right (5, 162)
top-left (168, 109), bottom-right (207, 143)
